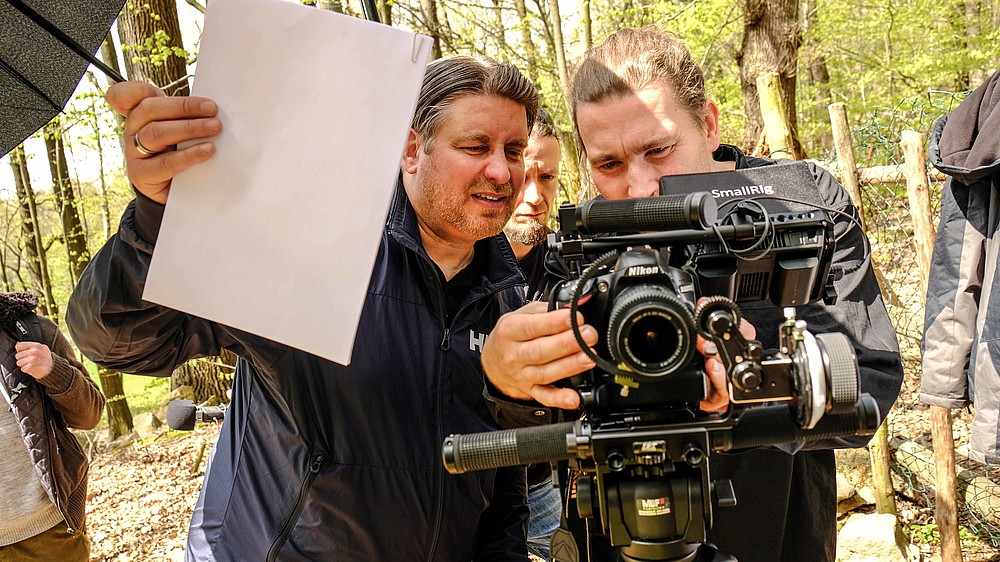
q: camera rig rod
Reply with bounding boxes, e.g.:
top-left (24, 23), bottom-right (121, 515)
top-left (442, 393), bottom-right (880, 475)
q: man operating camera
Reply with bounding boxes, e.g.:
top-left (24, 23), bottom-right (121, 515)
top-left (481, 26), bottom-right (904, 562)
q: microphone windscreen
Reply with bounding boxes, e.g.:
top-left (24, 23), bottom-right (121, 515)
top-left (167, 399), bottom-right (197, 431)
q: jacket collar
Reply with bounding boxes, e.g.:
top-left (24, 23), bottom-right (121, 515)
top-left (930, 70), bottom-right (1000, 185)
top-left (713, 143), bottom-right (777, 169)
top-left (0, 292), bottom-right (38, 333)
top-left (385, 176), bottom-right (525, 291)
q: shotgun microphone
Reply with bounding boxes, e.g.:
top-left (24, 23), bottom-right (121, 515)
top-left (166, 399), bottom-right (227, 431)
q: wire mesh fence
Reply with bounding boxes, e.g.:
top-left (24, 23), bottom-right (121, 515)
top-left (829, 89), bottom-right (1000, 548)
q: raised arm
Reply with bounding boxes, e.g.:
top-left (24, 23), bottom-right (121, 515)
top-left (67, 81), bottom-right (236, 376)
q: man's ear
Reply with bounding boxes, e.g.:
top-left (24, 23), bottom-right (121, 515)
top-left (701, 100), bottom-right (722, 153)
top-left (401, 128), bottom-right (420, 174)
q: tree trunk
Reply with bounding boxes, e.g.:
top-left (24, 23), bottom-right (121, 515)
top-left (513, 0), bottom-right (537, 82)
top-left (171, 350), bottom-right (236, 404)
top-left (545, 0), bottom-right (585, 202)
top-left (738, 0), bottom-right (805, 159)
top-left (800, 0), bottom-right (830, 147)
top-left (490, 0), bottom-right (507, 59)
top-left (79, 85), bottom-right (114, 241)
top-left (99, 366), bottom-right (134, 439)
top-left (99, 34), bottom-right (126, 146)
top-left (317, 0), bottom-right (344, 13)
top-left (419, 0), bottom-right (443, 60)
top-left (0, 206), bottom-right (18, 292)
top-left (117, 0), bottom-right (191, 95)
top-left (547, 0), bottom-right (572, 110)
top-left (43, 119), bottom-right (91, 283)
top-left (377, 0), bottom-right (392, 26)
top-left (0, 231), bottom-right (9, 292)
top-left (8, 148), bottom-right (57, 319)
top-left (581, 0), bottom-right (592, 51)
top-left (992, 0), bottom-right (1000, 74)
top-left (964, 0), bottom-right (990, 88)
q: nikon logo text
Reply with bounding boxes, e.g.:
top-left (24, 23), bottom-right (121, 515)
top-left (711, 185), bottom-right (775, 198)
top-left (626, 265), bottom-right (658, 277)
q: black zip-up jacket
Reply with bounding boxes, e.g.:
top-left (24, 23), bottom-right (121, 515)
top-left (67, 182), bottom-right (535, 561)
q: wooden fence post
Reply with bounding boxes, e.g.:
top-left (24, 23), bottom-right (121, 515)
top-left (901, 131), bottom-right (935, 280)
top-left (756, 72), bottom-right (794, 160)
top-left (870, 421), bottom-right (898, 516)
top-left (828, 103), bottom-right (867, 231)
top-left (827, 103), bottom-right (905, 308)
top-left (828, 103), bottom-right (899, 517)
top-left (901, 129), bottom-right (963, 562)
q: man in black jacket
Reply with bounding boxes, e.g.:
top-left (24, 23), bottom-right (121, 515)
top-left (481, 27), bottom-right (903, 561)
top-left (68, 55), bottom-right (540, 561)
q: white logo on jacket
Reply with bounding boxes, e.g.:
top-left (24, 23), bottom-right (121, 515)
top-left (470, 330), bottom-right (487, 352)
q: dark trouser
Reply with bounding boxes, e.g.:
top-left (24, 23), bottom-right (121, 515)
top-left (0, 523), bottom-right (89, 562)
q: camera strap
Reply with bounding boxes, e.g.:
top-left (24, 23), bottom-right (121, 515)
top-left (550, 463), bottom-right (582, 562)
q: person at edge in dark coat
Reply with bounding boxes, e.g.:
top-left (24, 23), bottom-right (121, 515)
top-left (1, 292), bottom-right (105, 562)
top-left (502, 108), bottom-right (563, 561)
top-left (66, 56), bottom-right (545, 561)
top-left (921, 69), bottom-right (1000, 465)
top-left (480, 27), bottom-right (904, 562)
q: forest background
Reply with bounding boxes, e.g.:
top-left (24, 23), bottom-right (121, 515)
top-left (0, 0), bottom-right (998, 559)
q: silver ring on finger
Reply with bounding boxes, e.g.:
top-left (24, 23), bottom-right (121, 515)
top-left (133, 132), bottom-right (161, 157)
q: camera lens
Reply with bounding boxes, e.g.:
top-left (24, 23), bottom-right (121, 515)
top-left (607, 285), bottom-right (696, 380)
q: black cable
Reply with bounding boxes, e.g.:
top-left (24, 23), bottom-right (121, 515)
top-left (714, 199), bottom-right (776, 261)
top-left (567, 250), bottom-right (626, 379)
top-left (717, 195), bottom-right (871, 276)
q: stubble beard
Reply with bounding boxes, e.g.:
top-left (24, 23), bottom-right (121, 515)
top-left (504, 219), bottom-right (547, 246)
top-left (424, 174), bottom-right (516, 241)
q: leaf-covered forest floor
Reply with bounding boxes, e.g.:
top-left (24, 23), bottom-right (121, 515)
top-left (86, 424), bottom-right (215, 561)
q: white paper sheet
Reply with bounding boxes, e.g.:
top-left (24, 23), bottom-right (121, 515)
top-left (143, 0), bottom-right (432, 365)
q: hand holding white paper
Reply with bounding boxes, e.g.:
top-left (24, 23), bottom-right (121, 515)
top-left (143, 0), bottom-right (432, 365)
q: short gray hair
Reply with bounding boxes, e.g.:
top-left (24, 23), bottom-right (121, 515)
top-left (413, 55), bottom-right (539, 152)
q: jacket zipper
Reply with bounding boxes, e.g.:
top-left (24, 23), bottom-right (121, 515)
top-left (426, 282), bottom-right (521, 561)
top-left (266, 453), bottom-right (324, 562)
top-left (424, 251), bottom-right (523, 560)
top-left (48, 418), bottom-right (74, 534)
top-left (427, 291), bottom-right (449, 562)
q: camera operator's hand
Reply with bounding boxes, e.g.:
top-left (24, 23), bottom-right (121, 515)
top-left (107, 81), bottom-right (222, 205)
top-left (481, 301), bottom-right (598, 410)
top-left (696, 316), bottom-right (757, 413)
